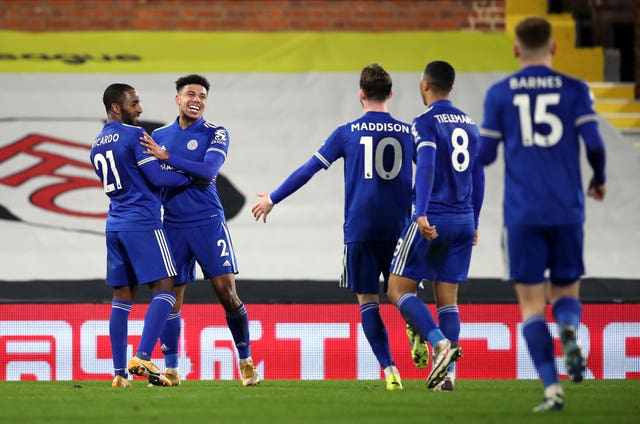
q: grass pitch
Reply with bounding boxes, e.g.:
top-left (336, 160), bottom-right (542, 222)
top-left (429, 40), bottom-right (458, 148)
top-left (0, 379), bottom-right (637, 423)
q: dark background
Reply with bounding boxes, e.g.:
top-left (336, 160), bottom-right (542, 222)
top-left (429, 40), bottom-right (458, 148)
top-left (2, 277), bottom-right (638, 304)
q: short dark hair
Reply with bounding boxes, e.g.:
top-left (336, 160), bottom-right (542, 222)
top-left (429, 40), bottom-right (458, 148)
top-left (515, 17), bottom-right (552, 50)
top-left (103, 83), bottom-right (134, 113)
top-left (175, 74), bottom-right (210, 92)
top-left (423, 60), bottom-right (455, 94)
top-left (359, 63), bottom-right (392, 102)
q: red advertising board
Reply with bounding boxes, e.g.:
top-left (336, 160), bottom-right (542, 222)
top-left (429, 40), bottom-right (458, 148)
top-left (1, 304), bottom-right (638, 381)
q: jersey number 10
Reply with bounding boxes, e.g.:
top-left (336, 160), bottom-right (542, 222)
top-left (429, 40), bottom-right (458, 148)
top-left (360, 136), bottom-right (403, 180)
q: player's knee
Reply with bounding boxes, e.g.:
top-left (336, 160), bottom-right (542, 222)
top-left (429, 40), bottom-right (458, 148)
top-left (214, 287), bottom-right (239, 310)
top-left (386, 286), bottom-right (402, 305)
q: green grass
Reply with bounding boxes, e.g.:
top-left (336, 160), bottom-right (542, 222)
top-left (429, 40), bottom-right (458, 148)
top-left (0, 379), bottom-right (637, 423)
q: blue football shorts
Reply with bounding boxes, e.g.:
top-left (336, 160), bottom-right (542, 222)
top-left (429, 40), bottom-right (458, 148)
top-left (390, 220), bottom-right (474, 284)
top-left (339, 241), bottom-right (396, 294)
top-left (165, 220), bottom-right (239, 284)
top-left (503, 224), bottom-right (584, 285)
top-left (105, 228), bottom-right (177, 287)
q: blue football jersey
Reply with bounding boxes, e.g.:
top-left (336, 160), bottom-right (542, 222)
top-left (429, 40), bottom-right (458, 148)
top-left (90, 121), bottom-right (164, 231)
top-left (480, 65), bottom-right (598, 226)
top-left (152, 117), bottom-right (227, 227)
top-left (412, 99), bottom-right (480, 224)
top-left (315, 111), bottom-right (413, 243)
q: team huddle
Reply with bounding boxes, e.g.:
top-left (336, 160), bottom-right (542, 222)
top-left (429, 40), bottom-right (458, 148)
top-left (90, 17), bottom-right (606, 413)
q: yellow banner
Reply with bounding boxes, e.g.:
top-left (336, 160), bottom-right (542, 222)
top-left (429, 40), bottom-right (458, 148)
top-left (0, 30), bottom-right (517, 73)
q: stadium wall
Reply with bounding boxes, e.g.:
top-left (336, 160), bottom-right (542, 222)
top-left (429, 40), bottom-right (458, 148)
top-left (0, 0), bottom-right (505, 32)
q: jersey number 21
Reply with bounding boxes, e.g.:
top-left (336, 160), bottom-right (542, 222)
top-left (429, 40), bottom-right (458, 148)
top-left (93, 150), bottom-right (123, 193)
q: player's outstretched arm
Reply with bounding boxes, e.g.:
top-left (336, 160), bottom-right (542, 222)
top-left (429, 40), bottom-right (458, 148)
top-left (252, 192), bottom-right (274, 223)
top-left (251, 156), bottom-right (325, 223)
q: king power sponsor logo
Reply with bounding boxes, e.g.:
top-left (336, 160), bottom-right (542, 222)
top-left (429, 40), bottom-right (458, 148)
top-left (1, 304), bottom-right (638, 381)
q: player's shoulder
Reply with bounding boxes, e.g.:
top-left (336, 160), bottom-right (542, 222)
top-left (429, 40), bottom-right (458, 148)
top-left (448, 102), bottom-right (474, 119)
top-left (324, 118), bottom-right (362, 146)
top-left (486, 73), bottom-right (513, 97)
top-left (151, 121), bottom-right (175, 136)
top-left (345, 113), bottom-right (367, 127)
top-left (116, 122), bottom-right (145, 140)
top-left (200, 119), bottom-right (228, 138)
top-left (191, 120), bottom-right (227, 148)
top-left (415, 104), bottom-right (440, 121)
top-left (119, 122), bottom-right (143, 132)
top-left (201, 119), bottom-right (227, 132)
top-left (335, 117), bottom-right (358, 133)
top-left (554, 70), bottom-right (590, 93)
top-left (412, 108), bottom-right (431, 130)
top-left (387, 114), bottom-right (411, 128)
top-left (92, 122), bottom-right (141, 151)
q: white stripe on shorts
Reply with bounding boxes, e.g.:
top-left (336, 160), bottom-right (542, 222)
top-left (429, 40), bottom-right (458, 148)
top-left (501, 227), bottom-right (510, 281)
top-left (392, 221), bottom-right (419, 276)
top-left (339, 244), bottom-right (348, 288)
top-left (154, 229), bottom-right (176, 276)
top-left (221, 222), bottom-right (238, 272)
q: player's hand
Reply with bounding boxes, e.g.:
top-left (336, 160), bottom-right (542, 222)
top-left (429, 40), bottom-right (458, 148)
top-left (473, 229), bottom-right (478, 246)
top-left (417, 216), bottom-right (437, 241)
top-left (140, 132), bottom-right (169, 161)
top-left (251, 192), bottom-right (274, 223)
top-left (587, 178), bottom-right (606, 201)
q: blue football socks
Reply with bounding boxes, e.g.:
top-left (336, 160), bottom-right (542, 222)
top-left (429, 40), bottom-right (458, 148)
top-left (523, 314), bottom-right (558, 388)
top-left (438, 304), bottom-right (460, 372)
top-left (160, 311), bottom-right (181, 369)
top-left (397, 293), bottom-right (445, 348)
top-left (360, 302), bottom-right (394, 369)
top-left (136, 291), bottom-right (176, 360)
top-left (226, 304), bottom-right (251, 360)
top-left (110, 299), bottom-right (132, 377)
top-left (552, 296), bottom-right (582, 329)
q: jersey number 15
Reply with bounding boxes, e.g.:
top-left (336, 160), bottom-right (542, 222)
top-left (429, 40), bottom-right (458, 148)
top-left (513, 93), bottom-right (562, 147)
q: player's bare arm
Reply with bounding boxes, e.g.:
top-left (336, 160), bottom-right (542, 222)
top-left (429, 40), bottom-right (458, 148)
top-left (416, 215), bottom-right (438, 241)
top-left (140, 132), bottom-right (169, 161)
top-left (251, 192), bottom-right (274, 223)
